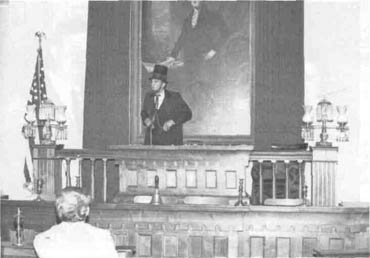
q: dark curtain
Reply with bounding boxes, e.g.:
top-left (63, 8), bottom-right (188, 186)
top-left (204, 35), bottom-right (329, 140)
top-left (83, 1), bottom-right (131, 150)
top-left (254, 1), bottom-right (305, 149)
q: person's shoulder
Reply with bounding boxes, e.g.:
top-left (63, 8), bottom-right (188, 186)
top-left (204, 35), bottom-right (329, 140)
top-left (166, 90), bottom-right (181, 98)
top-left (85, 224), bottom-right (115, 243)
top-left (167, 89), bottom-right (179, 94)
top-left (35, 224), bottom-right (60, 237)
top-left (85, 223), bottom-right (111, 236)
top-left (34, 230), bottom-right (46, 244)
top-left (33, 224), bottom-right (60, 245)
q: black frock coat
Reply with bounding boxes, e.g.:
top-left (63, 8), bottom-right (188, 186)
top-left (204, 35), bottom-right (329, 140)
top-left (141, 89), bottom-right (192, 145)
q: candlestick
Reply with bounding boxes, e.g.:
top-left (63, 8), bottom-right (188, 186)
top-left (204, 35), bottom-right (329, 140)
top-left (13, 208), bottom-right (24, 246)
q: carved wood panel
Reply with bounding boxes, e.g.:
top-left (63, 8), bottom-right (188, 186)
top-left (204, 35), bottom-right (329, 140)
top-left (1, 201), bottom-right (368, 258)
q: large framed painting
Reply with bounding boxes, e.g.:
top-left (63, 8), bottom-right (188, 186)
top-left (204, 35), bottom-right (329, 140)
top-left (129, 1), bottom-right (255, 144)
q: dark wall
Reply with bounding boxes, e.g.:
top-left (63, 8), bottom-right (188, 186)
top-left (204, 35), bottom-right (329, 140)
top-left (83, 1), bottom-right (131, 149)
top-left (254, 1), bottom-right (304, 149)
top-left (83, 1), bottom-right (304, 149)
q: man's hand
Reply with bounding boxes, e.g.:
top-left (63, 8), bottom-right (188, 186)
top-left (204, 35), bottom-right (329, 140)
top-left (204, 49), bottom-right (216, 60)
top-left (144, 118), bottom-right (153, 127)
top-left (163, 120), bottom-right (175, 132)
top-left (163, 57), bottom-right (176, 68)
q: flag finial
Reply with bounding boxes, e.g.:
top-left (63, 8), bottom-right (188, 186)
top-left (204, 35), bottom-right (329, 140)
top-left (35, 31), bottom-right (46, 49)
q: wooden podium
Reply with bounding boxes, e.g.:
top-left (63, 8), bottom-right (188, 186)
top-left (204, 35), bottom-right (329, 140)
top-left (32, 145), bottom-right (62, 201)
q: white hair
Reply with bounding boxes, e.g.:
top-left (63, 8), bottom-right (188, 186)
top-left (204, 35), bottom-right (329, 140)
top-left (55, 187), bottom-right (91, 222)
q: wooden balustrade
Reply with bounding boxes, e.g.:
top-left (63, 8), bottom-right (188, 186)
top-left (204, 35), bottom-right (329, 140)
top-left (6, 145), bottom-right (357, 258)
top-left (249, 150), bottom-right (312, 205)
top-left (55, 145), bottom-right (255, 203)
top-left (65, 157), bottom-right (72, 187)
top-left (55, 149), bottom-right (118, 202)
top-left (31, 144), bottom-right (338, 207)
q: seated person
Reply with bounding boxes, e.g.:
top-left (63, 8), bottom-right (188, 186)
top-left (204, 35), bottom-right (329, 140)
top-left (33, 187), bottom-right (119, 258)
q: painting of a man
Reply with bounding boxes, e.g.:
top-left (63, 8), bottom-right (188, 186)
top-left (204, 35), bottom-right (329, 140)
top-left (166, 0), bottom-right (229, 87)
top-left (142, 1), bottom-right (252, 137)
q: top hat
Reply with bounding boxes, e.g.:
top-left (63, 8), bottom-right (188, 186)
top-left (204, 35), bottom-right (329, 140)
top-left (149, 64), bottom-right (168, 83)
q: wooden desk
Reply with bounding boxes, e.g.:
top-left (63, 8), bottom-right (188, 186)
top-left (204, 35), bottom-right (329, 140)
top-left (1, 242), bottom-right (35, 258)
top-left (1, 242), bottom-right (135, 258)
top-left (2, 201), bottom-right (368, 258)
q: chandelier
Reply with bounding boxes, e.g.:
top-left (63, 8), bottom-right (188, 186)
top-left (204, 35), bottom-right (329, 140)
top-left (22, 100), bottom-right (68, 144)
top-left (301, 98), bottom-right (349, 147)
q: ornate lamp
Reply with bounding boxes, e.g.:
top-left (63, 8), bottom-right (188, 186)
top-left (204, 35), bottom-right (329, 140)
top-left (21, 32), bottom-right (68, 145)
top-left (22, 105), bottom-right (37, 138)
top-left (21, 31), bottom-right (68, 201)
top-left (22, 99), bottom-right (67, 201)
top-left (316, 98), bottom-right (334, 146)
top-left (55, 105), bottom-right (68, 140)
top-left (302, 98), bottom-right (349, 147)
top-left (22, 99), bottom-right (68, 145)
top-left (302, 105), bottom-right (314, 142)
top-left (336, 106), bottom-right (349, 142)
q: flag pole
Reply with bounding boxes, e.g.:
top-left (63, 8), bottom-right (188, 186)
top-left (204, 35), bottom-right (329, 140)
top-left (34, 31), bottom-right (46, 143)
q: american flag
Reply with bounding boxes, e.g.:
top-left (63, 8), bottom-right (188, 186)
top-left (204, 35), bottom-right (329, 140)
top-left (23, 47), bottom-right (48, 186)
top-left (28, 48), bottom-right (47, 106)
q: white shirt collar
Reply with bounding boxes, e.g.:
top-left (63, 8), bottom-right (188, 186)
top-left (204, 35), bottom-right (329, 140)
top-left (154, 91), bottom-right (165, 109)
top-left (155, 90), bottom-right (165, 98)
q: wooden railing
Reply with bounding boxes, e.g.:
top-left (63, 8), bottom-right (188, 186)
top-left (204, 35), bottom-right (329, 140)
top-left (32, 144), bottom-right (338, 206)
top-left (249, 150), bottom-right (312, 205)
top-left (55, 145), bottom-right (255, 203)
top-left (55, 148), bottom-right (122, 202)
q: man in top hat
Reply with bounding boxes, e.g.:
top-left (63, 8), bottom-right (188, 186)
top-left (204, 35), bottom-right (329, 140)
top-left (141, 64), bottom-right (192, 145)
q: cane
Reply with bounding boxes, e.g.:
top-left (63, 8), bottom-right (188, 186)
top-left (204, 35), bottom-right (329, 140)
top-left (149, 110), bottom-right (157, 146)
top-left (149, 124), bottom-right (153, 146)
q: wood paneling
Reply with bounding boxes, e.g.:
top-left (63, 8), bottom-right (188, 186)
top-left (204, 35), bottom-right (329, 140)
top-left (302, 238), bottom-right (318, 257)
top-left (32, 145), bottom-right (62, 201)
top-left (215, 237), bottom-right (228, 257)
top-left (329, 238), bottom-right (344, 250)
top-left (138, 234), bottom-right (152, 256)
top-left (276, 237), bottom-right (291, 257)
top-left (250, 237), bottom-right (265, 258)
top-left (164, 235), bottom-right (178, 257)
top-left (312, 147), bottom-right (338, 206)
top-left (166, 170), bottom-right (177, 188)
top-left (190, 236), bottom-right (202, 258)
top-left (114, 146), bottom-right (251, 198)
top-left (1, 201), bottom-right (369, 258)
top-left (186, 170), bottom-right (197, 188)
